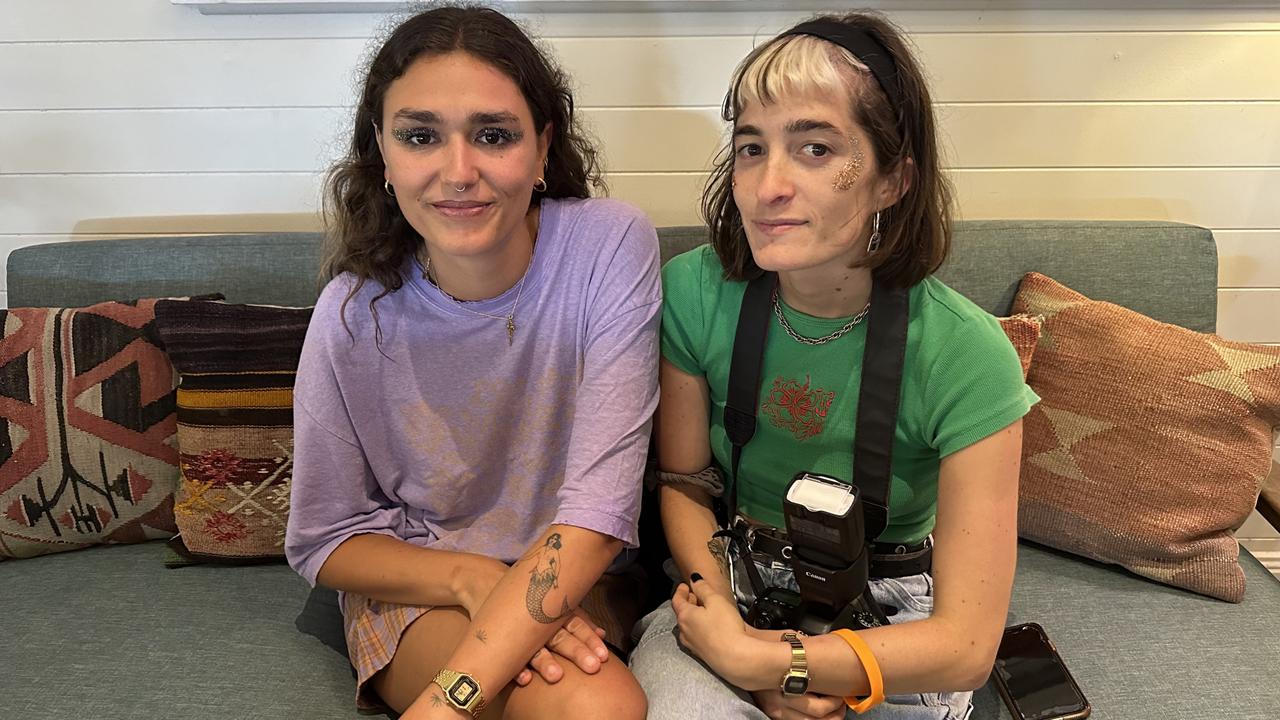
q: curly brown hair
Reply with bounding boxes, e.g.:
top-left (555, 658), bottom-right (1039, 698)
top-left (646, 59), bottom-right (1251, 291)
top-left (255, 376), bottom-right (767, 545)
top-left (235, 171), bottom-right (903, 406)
top-left (321, 4), bottom-right (604, 330)
top-left (703, 12), bottom-right (952, 287)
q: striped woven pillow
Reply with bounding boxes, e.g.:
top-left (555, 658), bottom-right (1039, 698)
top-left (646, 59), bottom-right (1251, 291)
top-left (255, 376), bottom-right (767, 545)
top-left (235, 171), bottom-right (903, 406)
top-left (154, 299), bottom-right (312, 564)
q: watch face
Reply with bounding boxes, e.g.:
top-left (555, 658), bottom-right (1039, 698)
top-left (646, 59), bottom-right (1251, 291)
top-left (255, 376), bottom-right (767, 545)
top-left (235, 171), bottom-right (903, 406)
top-left (782, 674), bottom-right (809, 696)
top-left (448, 676), bottom-right (479, 706)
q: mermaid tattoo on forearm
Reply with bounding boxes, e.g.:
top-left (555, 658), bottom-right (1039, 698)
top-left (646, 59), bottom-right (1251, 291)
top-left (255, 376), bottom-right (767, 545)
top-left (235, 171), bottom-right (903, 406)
top-left (522, 533), bottom-right (573, 624)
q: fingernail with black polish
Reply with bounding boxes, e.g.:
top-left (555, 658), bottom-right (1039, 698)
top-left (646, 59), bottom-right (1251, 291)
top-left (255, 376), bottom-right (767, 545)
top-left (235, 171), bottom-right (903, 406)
top-left (690, 572), bottom-right (703, 583)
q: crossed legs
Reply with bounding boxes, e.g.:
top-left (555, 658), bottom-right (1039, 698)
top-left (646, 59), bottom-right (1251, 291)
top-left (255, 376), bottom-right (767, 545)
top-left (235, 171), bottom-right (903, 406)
top-left (371, 606), bottom-right (647, 720)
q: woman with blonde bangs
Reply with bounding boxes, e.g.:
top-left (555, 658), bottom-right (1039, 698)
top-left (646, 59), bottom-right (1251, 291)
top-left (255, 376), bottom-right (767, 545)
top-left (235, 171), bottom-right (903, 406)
top-left (630, 13), bottom-right (1036, 720)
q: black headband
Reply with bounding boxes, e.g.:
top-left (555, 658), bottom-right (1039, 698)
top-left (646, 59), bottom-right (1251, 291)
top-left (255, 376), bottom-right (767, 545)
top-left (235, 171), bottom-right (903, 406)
top-left (781, 19), bottom-right (901, 112)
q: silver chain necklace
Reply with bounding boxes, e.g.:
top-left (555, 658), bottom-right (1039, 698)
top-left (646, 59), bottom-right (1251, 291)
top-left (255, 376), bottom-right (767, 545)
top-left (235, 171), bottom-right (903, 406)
top-left (772, 288), bottom-right (871, 346)
top-left (422, 252), bottom-right (531, 346)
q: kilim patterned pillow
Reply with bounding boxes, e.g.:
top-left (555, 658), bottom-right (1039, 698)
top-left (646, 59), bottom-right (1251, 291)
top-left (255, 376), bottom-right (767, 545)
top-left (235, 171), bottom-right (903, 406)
top-left (998, 313), bottom-right (1042, 380)
top-left (1013, 272), bottom-right (1280, 602)
top-left (154, 299), bottom-right (312, 563)
top-left (0, 299), bottom-right (181, 559)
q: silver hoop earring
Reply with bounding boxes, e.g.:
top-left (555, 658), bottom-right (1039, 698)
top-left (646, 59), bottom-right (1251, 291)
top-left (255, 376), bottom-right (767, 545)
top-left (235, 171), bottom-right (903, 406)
top-left (533, 177), bottom-right (548, 192)
top-left (384, 180), bottom-right (395, 198)
top-left (867, 211), bottom-right (882, 254)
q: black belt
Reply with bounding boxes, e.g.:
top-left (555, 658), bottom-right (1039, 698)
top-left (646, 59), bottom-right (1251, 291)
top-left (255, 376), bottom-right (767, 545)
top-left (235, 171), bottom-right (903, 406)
top-left (744, 527), bottom-right (932, 579)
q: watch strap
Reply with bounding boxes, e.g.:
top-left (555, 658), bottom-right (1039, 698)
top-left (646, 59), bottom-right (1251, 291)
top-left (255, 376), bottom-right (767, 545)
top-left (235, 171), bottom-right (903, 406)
top-left (780, 631), bottom-right (810, 696)
top-left (783, 632), bottom-right (808, 673)
top-left (432, 668), bottom-right (487, 717)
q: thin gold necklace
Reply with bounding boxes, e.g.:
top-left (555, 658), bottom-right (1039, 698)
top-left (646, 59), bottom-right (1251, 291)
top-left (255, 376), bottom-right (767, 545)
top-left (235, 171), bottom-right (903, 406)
top-left (421, 251), bottom-right (533, 346)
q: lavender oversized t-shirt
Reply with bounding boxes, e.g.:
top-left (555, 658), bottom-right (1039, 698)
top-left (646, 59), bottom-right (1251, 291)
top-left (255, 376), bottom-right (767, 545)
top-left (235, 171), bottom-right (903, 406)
top-left (285, 198), bottom-right (661, 586)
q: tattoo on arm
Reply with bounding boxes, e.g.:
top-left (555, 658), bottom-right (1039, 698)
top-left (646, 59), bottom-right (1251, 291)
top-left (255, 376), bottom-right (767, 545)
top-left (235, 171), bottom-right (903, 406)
top-left (707, 536), bottom-right (732, 582)
top-left (475, 629), bottom-right (488, 644)
top-left (429, 693), bottom-right (445, 708)
top-left (522, 533), bottom-right (573, 624)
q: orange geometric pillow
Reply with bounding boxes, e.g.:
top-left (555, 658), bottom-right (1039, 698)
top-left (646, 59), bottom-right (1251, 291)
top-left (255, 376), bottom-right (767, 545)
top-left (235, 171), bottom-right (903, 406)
top-left (998, 314), bottom-right (1042, 380)
top-left (1013, 272), bottom-right (1280, 602)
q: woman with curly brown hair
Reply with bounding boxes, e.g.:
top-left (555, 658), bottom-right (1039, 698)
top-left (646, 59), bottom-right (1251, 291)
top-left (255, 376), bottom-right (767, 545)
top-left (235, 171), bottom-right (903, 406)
top-left (631, 12), bottom-right (1036, 720)
top-left (284, 6), bottom-right (656, 720)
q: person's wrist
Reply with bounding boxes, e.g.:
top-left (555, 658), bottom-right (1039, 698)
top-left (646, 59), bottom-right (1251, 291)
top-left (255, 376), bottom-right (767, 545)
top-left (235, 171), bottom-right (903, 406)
top-left (730, 635), bottom-right (792, 691)
top-left (414, 681), bottom-right (471, 719)
top-left (747, 626), bottom-right (784, 642)
top-left (451, 555), bottom-right (504, 615)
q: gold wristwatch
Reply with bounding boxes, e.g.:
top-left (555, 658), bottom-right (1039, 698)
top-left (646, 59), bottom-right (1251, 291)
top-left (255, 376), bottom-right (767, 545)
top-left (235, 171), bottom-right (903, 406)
top-left (779, 631), bottom-right (810, 697)
top-left (432, 668), bottom-right (487, 716)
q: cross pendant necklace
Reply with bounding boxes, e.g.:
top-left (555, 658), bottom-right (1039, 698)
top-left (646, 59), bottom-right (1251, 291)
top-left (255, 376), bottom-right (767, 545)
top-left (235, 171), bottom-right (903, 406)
top-left (422, 254), bottom-right (529, 347)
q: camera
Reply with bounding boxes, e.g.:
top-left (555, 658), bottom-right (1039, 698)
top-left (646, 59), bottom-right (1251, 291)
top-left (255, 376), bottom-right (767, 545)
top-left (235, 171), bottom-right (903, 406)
top-left (742, 472), bottom-right (889, 635)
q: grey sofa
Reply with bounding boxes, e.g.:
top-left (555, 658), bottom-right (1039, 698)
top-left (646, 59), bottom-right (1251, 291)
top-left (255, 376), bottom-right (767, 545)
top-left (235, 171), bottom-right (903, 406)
top-left (3, 221), bottom-right (1278, 719)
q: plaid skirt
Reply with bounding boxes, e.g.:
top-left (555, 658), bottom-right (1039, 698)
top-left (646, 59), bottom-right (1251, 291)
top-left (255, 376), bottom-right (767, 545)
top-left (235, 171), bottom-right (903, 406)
top-left (341, 570), bottom-right (645, 712)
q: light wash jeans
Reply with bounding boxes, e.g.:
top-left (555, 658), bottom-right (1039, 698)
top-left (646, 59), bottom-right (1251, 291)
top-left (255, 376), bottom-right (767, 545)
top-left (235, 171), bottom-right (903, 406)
top-left (629, 557), bottom-right (972, 720)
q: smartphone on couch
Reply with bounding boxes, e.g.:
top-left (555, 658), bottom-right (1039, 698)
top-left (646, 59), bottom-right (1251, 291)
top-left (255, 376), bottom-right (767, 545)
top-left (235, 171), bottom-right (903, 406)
top-left (991, 622), bottom-right (1091, 720)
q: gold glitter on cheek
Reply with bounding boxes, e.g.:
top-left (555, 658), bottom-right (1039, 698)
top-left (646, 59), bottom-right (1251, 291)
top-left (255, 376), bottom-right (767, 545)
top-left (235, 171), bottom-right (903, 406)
top-left (832, 137), bottom-right (865, 191)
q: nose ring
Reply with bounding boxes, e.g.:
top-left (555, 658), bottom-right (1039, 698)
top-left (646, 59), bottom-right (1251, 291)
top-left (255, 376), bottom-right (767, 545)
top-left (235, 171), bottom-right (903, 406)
top-left (453, 183), bottom-right (468, 193)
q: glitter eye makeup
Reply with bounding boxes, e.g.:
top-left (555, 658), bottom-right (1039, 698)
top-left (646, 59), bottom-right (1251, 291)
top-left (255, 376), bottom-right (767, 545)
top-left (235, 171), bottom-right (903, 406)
top-left (392, 127), bottom-right (435, 146)
top-left (477, 127), bottom-right (523, 145)
top-left (832, 135), bottom-right (866, 191)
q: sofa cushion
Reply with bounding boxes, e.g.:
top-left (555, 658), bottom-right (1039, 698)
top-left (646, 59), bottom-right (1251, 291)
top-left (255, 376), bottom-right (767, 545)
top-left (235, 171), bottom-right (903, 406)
top-left (970, 542), bottom-right (1280, 719)
top-left (0, 299), bottom-right (180, 560)
top-left (2, 541), bottom-right (1275, 719)
top-left (154, 299), bottom-right (312, 564)
top-left (0, 542), bottom-right (364, 719)
top-left (1012, 272), bottom-right (1280, 602)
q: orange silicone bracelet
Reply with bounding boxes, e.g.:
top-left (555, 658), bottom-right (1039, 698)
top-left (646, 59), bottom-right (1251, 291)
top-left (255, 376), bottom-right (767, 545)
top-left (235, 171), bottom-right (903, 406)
top-left (832, 629), bottom-right (886, 714)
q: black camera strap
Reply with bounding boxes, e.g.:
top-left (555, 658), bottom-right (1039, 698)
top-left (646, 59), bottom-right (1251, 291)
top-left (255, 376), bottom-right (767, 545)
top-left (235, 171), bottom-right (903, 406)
top-left (723, 272), bottom-right (909, 542)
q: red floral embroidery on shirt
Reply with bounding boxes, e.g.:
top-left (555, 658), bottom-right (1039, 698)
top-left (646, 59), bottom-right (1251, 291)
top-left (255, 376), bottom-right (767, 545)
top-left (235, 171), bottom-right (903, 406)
top-left (761, 375), bottom-right (835, 441)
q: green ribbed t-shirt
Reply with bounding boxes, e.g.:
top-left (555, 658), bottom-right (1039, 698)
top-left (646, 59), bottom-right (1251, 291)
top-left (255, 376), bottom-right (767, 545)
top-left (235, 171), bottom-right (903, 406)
top-left (662, 245), bottom-right (1039, 544)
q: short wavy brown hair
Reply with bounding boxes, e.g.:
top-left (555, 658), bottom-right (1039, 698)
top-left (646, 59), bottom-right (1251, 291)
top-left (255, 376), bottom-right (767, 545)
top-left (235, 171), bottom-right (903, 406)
top-left (322, 4), bottom-right (604, 329)
top-left (703, 12), bottom-right (952, 287)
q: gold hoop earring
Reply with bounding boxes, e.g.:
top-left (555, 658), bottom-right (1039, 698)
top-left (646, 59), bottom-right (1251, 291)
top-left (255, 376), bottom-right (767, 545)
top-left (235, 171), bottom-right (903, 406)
top-left (533, 177), bottom-right (548, 192)
top-left (384, 180), bottom-right (395, 198)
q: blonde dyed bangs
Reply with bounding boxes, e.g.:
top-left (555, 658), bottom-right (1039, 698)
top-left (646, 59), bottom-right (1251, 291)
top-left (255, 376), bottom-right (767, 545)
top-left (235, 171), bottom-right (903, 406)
top-left (731, 34), bottom-right (871, 117)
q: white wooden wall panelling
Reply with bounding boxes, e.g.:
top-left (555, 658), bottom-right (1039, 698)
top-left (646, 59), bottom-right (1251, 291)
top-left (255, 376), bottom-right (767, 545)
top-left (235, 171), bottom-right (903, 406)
top-left (934, 102), bottom-right (1280, 169)
top-left (7, 33), bottom-right (1280, 111)
top-left (5, 168), bottom-right (1280, 233)
top-left (0, 109), bottom-right (354, 174)
top-left (1217, 290), bottom-right (1280, 343)
top-left (6, 103), bottom-right (1280, 174)
top-left (8, 0), bottom-right (1280, 42)
top-left (7, 102), bottom-right (1280, 174)
top-left (1218, 231), bottom-right (1280, 288)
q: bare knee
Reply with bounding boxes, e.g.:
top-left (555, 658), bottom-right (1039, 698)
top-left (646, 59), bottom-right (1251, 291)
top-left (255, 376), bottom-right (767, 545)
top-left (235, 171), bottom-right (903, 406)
top-left (508, 656), bottom-right (646, 720)
top-left (563, 669), bottom-right (646, 720)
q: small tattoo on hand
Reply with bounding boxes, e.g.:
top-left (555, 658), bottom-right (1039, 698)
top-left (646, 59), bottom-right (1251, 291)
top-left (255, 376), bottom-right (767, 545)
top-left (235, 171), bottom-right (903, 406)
top-left (475, 629), bottom-right (488, 643)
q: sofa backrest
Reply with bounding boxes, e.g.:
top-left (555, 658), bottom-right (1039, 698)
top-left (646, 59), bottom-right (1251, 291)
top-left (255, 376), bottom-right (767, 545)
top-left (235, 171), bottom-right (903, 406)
top-left (7, 220), bottom-right (1217, 332)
